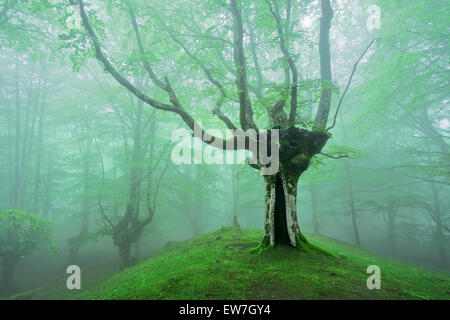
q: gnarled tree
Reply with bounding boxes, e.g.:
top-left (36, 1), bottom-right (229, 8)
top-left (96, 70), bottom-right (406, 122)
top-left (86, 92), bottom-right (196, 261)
top-left (65, 0), bottom-right (373, 249)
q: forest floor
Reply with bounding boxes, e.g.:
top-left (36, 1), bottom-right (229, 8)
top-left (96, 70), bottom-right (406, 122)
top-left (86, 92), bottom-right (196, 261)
top-left (10, 227), bottom-right (450, 300)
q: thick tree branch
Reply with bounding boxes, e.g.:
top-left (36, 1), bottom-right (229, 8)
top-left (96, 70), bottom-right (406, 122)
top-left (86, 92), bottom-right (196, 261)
top-left (0, 0), bottom-right (16, 25)
top-left (314, 0), bottom-right (334, 128)
top-left (265, 0), bottom-right (298, 126)
top-left (127, 3), bottom-right (167, 91)
top-left (145, 4), bottom-right (237, 130)
top-left (68, 0), bottom-right (175, 112)
top-left (230, 0), bottom-right (257, 131)
top-left (247, 22), bottom-right (264, 100)
top-left (69, 0), bottom-right (242, 150)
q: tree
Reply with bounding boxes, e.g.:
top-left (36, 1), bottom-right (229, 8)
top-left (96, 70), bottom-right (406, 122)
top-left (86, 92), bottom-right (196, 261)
top-left (0, 209), bottom-right (55, 295)
top-left (352, 0), bottom-right (449, 266)
top-left (63, 0), bottom-right (376, 250)
top-left (92, 92), bottom-right (172, 270)
top-left (67, 122), bottom-right (94, 265)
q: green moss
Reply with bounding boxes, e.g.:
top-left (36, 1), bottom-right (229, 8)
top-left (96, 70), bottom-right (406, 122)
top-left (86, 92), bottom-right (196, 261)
top-left (74, 228), bottom-right (449, 300)
top-left (294, 232), bottom-right (337, 258)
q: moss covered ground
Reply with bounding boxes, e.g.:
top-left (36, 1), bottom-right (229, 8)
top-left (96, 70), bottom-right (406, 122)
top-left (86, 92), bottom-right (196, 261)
top-left (73, 227), bottom-right (449, 300)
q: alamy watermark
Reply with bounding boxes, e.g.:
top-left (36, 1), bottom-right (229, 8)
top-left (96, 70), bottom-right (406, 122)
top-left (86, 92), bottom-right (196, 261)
top-left (366, 265), bottom-right (381, 289)
top-left (170, 122), bottom-right (280, 175)
top-left (367, 5), bottom-right (381, 32)
top-left (66, 265), bottom-right (81, 290)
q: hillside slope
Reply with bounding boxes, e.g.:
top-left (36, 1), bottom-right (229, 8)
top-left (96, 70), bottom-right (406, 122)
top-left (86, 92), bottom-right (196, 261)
top-left (77, 227), bottom-right (450, 300)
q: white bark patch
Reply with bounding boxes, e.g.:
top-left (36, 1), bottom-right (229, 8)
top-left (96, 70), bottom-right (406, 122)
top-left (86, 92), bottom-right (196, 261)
top-left (280, 173), bottom-right (299, 246)
top-left (263, 176), bottom-right (276, 246)
top-left (267, 181), bottom-right (276, 246)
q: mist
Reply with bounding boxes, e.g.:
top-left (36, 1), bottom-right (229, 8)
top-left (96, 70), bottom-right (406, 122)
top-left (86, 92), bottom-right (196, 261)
top-left (0, 0), bottom-right (448, 300)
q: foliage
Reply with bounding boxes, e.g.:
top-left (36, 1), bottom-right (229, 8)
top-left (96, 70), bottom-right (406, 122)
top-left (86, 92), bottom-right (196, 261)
top-left (0, 209), bottom-right (56, 259)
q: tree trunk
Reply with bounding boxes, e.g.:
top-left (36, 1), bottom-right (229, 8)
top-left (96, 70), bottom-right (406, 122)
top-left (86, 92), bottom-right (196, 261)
top-left (386, 208), bottom-right (397, 253)
top-left (33, 99), bottom-right (45, 214)
top-left (42, 151), bottom-right (53, 219)
top-left (233, 216), bottom-right (241, 229)
top-left (67, 238), bottom-right (82, 265)
top-left (134, 238), bottom-right (141, 262)
top-left (431, 183), bottom-right (447, 267)
top-left (7, 110), bottom-right (14, 208)
top-left (309, 184), bottom-right (320, 234)
top-left (13, 71), bottom-right (21, 209)
top-left (232, 165), bottom-right (240, 228)
top-left (261, 170), bottom-right (306, 248)
top-left (1, 253), bottom-right (18, 295)
top-left (258, 127), bottom-right (329, 249)
top-left (345, 163), bottom-right (360, 247)
top-left (191, 220), bottom-right (201, 237)
top-left (67, 147), bottom-right (91, 265)
top-left (118, 242), bottom-right (132, 271)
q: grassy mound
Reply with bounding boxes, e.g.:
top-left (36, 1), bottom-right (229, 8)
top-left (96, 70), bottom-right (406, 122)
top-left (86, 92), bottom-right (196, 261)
top-left (77, 227), bottom-right (449, 300)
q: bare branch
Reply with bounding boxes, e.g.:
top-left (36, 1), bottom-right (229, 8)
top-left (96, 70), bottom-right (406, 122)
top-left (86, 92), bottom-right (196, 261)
top-left (247, 21), bottom-right (264, 99)
top-left (91, 129), bottom-right (115, 230)
top-left (0, 0), bottom-right (17, 25)
top-left (127, 3), bottom-right (167, 90)
top-left (69, 0), bottom-right (243, 150)
top-left (145, 4), bottom-right (237, 130)
top-left (319, 152), bottom-right (351, 159)
top-left (265, 0), bottom-right (298, 125)
top-left (326, 39), bottom-right (379, 131)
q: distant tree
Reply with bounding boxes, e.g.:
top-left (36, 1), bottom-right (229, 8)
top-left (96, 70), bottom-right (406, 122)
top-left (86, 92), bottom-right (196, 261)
top-left (93, 97), bottom-right (172, 271)
top-left (0, 209), bottom-right (56, 295)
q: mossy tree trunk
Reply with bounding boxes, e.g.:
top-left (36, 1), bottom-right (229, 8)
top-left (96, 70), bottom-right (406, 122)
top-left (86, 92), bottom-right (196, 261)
top-left (260, 128), bottom-right (329, 249)
top-left (113, 204), bottom-right (146, 271)
top-left (118, 241), bottom-right (133, 271)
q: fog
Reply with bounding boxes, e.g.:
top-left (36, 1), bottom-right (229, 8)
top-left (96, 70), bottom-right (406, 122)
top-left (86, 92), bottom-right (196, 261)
top-left (0, 0), bottom-right (448, 299)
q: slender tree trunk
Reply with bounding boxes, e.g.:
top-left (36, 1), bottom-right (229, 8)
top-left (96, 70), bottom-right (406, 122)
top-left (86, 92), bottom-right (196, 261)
top-left (386, 207), bottom-right (397, 253)
top-left (67, 239), bottom-right (82, 265)
top-left (19, 82), bottom-right (34, 210)
top-left (191, 221), bottom-right (200, 237)
top-left (309, 184), bottom-right (320, 234)
top-left (68, 145), bottom-right (91, 264)
top-left (1, 253), bottom-right (18, 295)
top-left (232, 165), bottom-right (240, 228)
top-left (42, 151), bottom-right (53, 219)
top-left (430, 183), bottom-right (447, 267)
top-left (33, 100), bottom-right (45, 214)
top-left (13, 71), bottom-right (21, 209)
top-left (345, 163), bottom-right (360, 247)
top-left (7, 109), bottom-right (14, 207)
